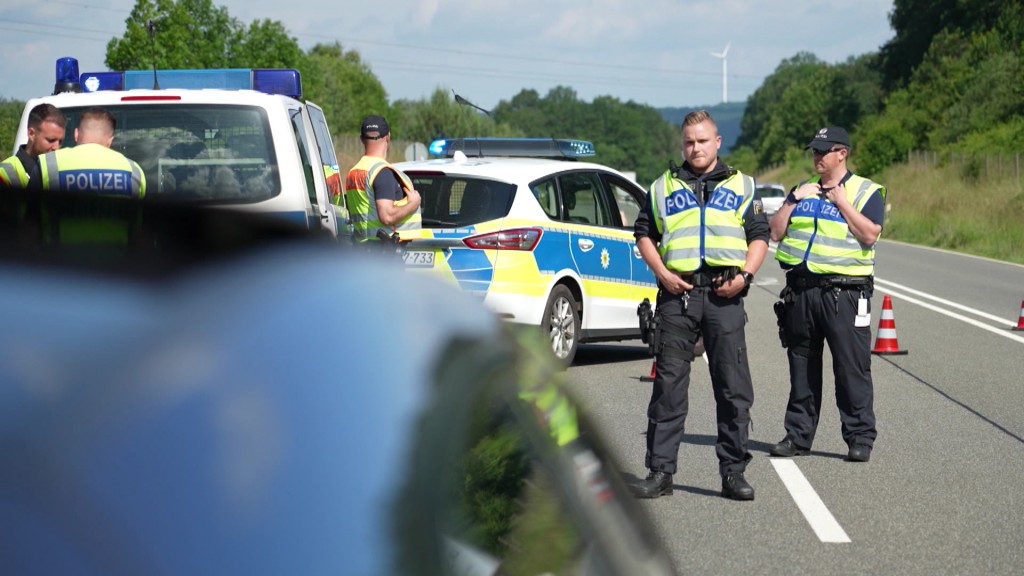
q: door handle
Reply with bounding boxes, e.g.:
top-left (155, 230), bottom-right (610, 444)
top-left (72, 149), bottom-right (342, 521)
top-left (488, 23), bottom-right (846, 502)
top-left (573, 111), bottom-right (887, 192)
top-left (577, 238), bottom-right (595, 252)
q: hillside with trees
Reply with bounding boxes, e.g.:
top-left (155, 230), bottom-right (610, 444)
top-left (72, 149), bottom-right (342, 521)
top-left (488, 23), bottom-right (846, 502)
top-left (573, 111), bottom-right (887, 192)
top-left (3, 0), bottom-right (1021, 260)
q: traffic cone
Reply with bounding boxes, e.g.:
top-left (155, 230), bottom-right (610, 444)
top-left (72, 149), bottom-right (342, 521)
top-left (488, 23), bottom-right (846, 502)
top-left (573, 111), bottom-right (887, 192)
top-left (1012, 300), bottom-right (1024, 331)
top-left (640, 361), bottom-right (656, 382)
top-left (872, 294), bottom-right (908, 355)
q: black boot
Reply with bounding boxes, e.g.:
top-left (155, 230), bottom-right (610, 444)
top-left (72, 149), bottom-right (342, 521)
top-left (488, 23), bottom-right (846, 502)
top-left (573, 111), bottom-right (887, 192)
top-left (722, 473), bottom-right (755, 500)
top-left (632, 470), bottom-right (673, 499)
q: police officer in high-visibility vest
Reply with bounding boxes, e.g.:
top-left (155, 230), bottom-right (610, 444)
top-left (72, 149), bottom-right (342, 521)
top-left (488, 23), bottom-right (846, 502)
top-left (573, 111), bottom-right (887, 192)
top-left (0, 103), bottom-right (66, 189)
top-left (632, 110), bottom-right (769, 501)
top-left (38, 107), bottom-right (145, 197)
top-left (37, 107), bottom-right (145, 248)
top-left (768, 126), bottom-right (885, 464)
top-left (340, 115), bottom-right (421, 246)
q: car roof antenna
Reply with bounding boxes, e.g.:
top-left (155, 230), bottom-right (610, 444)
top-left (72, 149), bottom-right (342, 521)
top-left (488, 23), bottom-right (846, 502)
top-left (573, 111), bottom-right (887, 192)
top-left (147, 20), bottom-right (161, 90)
top-left (452, 90), bottom-right (490, 116)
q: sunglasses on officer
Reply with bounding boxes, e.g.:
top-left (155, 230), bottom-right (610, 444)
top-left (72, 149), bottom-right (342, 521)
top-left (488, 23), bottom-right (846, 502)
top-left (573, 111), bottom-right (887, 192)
top-left (812, 147), bottom-right (845, 156)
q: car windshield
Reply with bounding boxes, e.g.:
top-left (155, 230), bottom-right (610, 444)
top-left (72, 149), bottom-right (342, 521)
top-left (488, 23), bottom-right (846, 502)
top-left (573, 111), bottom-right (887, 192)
top-left (60, 104), bottom-right (280, 203)
top-left (757, 185), bottom-right (786, 198)
top-left (408, 173), bottom-right (516, 228)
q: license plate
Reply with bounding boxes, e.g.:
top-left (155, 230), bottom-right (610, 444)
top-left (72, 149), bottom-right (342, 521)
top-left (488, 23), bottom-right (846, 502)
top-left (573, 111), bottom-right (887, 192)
top-left (402, 250), bottom-right (435, 267)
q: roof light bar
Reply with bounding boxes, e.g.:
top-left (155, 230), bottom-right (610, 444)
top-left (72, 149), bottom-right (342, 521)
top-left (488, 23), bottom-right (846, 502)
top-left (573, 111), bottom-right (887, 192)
top-left (429, 138), bottom-right (596, 160)
top-left (70, 59), bottom-right (302, 99)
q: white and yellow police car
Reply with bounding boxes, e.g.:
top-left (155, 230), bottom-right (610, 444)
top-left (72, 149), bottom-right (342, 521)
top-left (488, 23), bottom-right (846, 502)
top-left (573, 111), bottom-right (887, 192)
top-left (394, 138), bottom-right (658, 365)
top-left (12, 57), bottom-right (345, 238)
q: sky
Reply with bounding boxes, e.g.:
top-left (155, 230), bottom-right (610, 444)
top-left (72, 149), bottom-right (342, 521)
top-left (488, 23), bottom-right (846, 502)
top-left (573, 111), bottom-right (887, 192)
top-left (0, 0), bottom-right (894, 111)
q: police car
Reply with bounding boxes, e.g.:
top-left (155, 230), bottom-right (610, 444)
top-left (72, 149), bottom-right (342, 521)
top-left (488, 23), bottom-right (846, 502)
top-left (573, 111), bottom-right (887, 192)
top-left (393, 138), bottom-right (658, 365)
top-left (12, 57), bottom-right (345, 237)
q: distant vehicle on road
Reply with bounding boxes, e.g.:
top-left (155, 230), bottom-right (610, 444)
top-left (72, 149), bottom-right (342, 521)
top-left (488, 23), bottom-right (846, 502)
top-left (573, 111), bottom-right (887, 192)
top-left (757, 182), bottom-right (787, 216)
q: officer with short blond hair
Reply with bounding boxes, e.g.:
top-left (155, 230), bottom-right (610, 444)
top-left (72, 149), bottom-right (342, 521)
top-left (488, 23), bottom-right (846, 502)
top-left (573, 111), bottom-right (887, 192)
top-left (38, 107), bottom-right (145, 198)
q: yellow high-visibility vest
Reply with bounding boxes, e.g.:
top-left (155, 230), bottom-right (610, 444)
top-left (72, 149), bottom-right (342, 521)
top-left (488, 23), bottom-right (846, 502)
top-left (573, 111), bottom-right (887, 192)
top-left (649, 169), bottom-right (754, 272)
top-left (0, 155), bottom-right (29, 187)
top-left (343, 155), bottom-right (421, 242)
top-left (39, 143), bottom-right (146, 198)
top-left (775, 174), bottom-right (884, 276)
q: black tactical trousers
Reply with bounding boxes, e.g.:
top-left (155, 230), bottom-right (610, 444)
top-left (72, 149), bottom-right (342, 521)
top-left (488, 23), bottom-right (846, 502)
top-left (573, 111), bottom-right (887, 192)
top-left (645, 286), bottom-right (754, 476)
top-left (781, 285), bottom-right (877, 449)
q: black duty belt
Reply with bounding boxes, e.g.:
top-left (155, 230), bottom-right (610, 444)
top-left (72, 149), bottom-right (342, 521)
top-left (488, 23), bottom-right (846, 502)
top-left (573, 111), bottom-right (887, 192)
top-left (675, 267), bottom-right (738, 288)
top-left (787, 274), bottom-right (873, 290)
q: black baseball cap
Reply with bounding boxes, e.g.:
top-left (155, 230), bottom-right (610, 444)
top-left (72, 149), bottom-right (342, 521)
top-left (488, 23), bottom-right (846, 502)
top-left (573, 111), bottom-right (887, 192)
top-left (805, 125), bottom-right (851, 152)
top-left (360, 115), bottom-right (389, 139)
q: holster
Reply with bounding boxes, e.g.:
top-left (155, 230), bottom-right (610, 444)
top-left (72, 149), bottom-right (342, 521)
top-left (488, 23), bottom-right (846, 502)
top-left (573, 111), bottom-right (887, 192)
top-left (773, 286), bottom-right (791, 348)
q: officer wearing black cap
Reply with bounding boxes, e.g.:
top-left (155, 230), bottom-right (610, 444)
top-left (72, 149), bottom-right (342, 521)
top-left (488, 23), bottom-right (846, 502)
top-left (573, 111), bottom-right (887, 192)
top-left (768, 125), bottom-right (887, 463)
top-left (341, 115), bottom-right (421, 244)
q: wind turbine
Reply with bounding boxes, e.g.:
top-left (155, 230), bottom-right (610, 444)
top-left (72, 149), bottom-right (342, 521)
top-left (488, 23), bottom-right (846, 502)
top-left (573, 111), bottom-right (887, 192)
top-left (710, 42), bottom-right (730, 103)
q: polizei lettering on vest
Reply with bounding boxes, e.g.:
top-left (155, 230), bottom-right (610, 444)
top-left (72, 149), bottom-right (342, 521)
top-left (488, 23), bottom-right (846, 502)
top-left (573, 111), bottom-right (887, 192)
top-left (665, 189), bottom-right (698, 216)
top-left (708, 187), bottom-right (741, 211)
top-left (62, 170), bottom-right (132, 194)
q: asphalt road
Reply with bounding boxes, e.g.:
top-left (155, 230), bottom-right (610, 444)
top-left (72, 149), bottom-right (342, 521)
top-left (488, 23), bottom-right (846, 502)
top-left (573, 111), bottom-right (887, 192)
top-left (563, 240), bottom-right (1024, 576)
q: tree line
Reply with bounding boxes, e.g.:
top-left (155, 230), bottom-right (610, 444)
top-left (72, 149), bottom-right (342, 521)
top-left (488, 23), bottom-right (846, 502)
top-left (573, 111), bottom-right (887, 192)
top-left (3, 0), bottom-right (1021, 186)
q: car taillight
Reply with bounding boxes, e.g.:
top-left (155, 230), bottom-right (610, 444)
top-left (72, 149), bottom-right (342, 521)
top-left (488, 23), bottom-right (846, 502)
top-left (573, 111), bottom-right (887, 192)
top-left (464, 228), bottom-right (542, 251)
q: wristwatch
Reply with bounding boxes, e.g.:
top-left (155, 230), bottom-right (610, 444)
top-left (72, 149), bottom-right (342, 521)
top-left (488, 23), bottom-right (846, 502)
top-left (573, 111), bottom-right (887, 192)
top-left (740, 271), bottom-right (754, 286)
top-left (784, 192), bottom-right (798, 205)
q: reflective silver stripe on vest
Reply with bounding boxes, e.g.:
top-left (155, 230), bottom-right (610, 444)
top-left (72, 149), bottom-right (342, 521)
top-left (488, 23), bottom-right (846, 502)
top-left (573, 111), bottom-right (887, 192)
top-left (0, 163), bottom-right (18, 184)
top-left (705, 224), bottom-right (746, 241)
top-left (851, 179), bottom-right (874, 208)
top-left (662, 246), bottom-right (702, 262)
top-left (130, 162), bottom-right (144, 197)
top-left (662, 224), bottom-right (701, 244)
top-left (43, 153), bottom-right (59, 191)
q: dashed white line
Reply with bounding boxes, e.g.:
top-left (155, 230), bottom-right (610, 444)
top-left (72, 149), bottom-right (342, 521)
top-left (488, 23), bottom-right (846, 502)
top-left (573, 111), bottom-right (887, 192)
top-left (770, 459), bottom-right (851, 543)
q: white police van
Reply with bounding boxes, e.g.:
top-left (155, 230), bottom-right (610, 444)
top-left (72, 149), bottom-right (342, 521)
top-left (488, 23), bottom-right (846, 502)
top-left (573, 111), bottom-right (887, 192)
top-left (13, 57), bottom-right (346, 237)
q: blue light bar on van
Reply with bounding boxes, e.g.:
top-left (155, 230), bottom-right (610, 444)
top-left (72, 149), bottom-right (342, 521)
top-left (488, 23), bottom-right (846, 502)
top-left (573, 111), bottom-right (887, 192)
top-left (429, 138), bottom-right (597, 160)
top-left (75, 62), bottom-right (302, 98)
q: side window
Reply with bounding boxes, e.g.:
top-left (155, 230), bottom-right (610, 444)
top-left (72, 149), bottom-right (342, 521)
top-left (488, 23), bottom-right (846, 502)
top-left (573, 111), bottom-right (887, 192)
top-left (602, 174), bottom-right (645, 229)
top-left (557, 172), bottom-right (612, 227)
top-left (530, 178), bottom-right (559, 219)
top-left (288, 107), bottom-right (318, 208)
top-left (306, 103), bottom-right (343, 205)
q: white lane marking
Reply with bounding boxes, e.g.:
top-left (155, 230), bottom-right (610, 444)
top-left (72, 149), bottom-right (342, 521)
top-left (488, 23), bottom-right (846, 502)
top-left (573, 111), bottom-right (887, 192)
top-left (877, 285), bottom-right (1024, 345)
top-left (771, 459), bottom-right (851, 543)
top-left (764, 245), bottom-right (1024, 344)
top-left (874, 278), bottom-right (1016, 327)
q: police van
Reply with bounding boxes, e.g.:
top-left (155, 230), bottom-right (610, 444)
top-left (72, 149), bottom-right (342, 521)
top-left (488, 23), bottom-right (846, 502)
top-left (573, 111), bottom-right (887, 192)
top-left (12, 57), bottom-right (346, 238)
top-left (393, 138), bottom-right (659, 365)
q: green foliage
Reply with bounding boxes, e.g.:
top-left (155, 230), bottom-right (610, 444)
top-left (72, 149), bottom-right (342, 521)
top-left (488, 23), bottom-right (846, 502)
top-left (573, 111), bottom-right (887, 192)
top-left (0, 98), bottom-right (25, 156)
top-left (880, 0), bottom-right (1015, 91)
top-left (107, 0), bottom-right (254, 70)
top-left (461, 424), bottom-right (529, 553)
top-left (299, 42), bottom-right (388, 137)
top-left (852, 113), bottom-right (918, 177)
top-left (722, 145), bottom-right (757, 176)
top-left (391, 88), bottom-right (522, 144)
top-left (493, 86), bottom-right (677, 184)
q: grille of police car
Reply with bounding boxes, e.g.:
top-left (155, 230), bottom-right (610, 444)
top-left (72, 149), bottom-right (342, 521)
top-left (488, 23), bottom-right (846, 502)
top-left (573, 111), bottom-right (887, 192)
top-left (394, 138), bottom-right (658, 366)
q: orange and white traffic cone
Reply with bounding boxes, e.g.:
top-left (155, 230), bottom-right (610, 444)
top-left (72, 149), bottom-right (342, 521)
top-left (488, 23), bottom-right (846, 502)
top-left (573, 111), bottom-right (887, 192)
top-left (640, 361), bottom-right (657, 382)
top-left (872, 294), bottom-right (908, 355)
top-left (1012, 300), bottom-right (1024, 331)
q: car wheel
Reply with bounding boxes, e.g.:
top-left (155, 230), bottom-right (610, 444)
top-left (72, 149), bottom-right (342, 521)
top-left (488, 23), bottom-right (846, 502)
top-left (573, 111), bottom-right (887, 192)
top-left (542, 284), bottom-right (580, 366)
